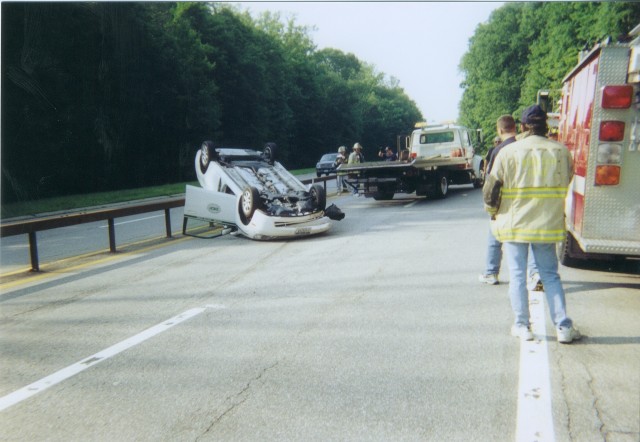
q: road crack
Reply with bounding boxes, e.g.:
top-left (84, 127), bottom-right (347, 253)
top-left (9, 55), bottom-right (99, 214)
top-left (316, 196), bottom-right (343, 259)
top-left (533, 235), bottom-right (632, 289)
top-left (196, 361), bottom-right (279, 441)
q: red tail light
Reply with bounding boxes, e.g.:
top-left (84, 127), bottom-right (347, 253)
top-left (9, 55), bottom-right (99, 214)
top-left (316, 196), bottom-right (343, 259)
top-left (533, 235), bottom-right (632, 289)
top-left (595, 165), bottom-right (621, 186)
top-left (599, 121), bottom-right (625, 141)
top-left (410, 152), bottom-right (417, 159)
top-left (601, 85), bottom-right (633, 109)
top-left (451, 148), bottom-right (463, 157)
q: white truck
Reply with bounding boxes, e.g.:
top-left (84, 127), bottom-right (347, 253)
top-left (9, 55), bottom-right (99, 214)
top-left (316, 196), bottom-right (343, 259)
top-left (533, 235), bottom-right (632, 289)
top-left (555, 24), bottom-right (640, 265)
top-left (338, 123), bottom-right (484, 200)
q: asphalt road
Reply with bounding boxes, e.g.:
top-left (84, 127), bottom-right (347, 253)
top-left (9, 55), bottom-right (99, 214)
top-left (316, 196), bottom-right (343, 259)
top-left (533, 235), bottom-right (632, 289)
top-left (0, 186), bottom-right (638, 441)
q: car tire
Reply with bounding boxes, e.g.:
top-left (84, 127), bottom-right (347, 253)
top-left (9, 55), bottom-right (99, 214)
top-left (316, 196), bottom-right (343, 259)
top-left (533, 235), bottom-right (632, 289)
top-left (316, 172), bottom-right (321, 177)
top-left (199, 141), bottom-right (217, 174)
top-left (309, 184), bottom-right (326, 211)
top-left (264, 142), bottom-right (277, 164)
top-left (239, 186), bottom-right (261, 225)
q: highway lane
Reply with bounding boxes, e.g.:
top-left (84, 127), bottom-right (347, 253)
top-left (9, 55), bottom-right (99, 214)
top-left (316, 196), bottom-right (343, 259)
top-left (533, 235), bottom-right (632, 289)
top-left (0, 186), bottom-right (638, 441)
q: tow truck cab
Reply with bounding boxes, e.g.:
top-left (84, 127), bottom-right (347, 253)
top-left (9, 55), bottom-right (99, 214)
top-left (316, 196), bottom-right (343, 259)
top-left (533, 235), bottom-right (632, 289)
top-left (409, 123), bottom-right (476, 161)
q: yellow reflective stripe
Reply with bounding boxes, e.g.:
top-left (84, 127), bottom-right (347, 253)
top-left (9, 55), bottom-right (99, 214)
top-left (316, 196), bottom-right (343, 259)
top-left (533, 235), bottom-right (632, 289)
top-left (502, 187), bottom-right (567, 199)
top-left (494, 228), bottom-right (565, 242)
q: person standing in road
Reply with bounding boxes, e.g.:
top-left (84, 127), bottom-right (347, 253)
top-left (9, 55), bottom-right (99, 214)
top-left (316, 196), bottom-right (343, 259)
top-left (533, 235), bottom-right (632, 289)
top-left (347, 143), bottom-right (364, 196)
top-left (479, 118), bottom-right (517, 285)
top-left (479, 115), bottom-right (540, 287)
top-left (483, 136), bottom-right (501, 176)
top-left (335, 146), bottom-right (348, 194)
top-left (484, 105), bottom-right (581, 343)
top-left (349, 142), bottom-right (364, 164)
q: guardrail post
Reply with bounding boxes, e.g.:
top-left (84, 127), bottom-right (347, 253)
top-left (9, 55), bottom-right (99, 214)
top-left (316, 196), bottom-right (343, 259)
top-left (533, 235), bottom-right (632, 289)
top-left (165, 208), bottom-right (172, 238)
top-left (28, 232), bottom-right (40, 272)
top-left (108, 218), bottom-right (116, 252)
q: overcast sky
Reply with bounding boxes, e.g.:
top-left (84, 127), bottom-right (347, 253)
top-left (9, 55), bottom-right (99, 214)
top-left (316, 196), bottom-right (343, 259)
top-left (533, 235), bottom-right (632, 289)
top-left (234, 1), bottom-right (502, 123)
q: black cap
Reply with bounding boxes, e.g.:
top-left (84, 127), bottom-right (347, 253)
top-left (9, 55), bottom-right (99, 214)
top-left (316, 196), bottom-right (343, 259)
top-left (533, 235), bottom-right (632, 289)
top-left (521, 105), bottom-right (547, 124)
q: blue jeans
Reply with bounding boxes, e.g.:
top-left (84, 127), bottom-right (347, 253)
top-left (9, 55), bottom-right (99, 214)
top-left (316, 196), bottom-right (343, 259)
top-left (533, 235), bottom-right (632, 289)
top-left (484, 228), bottom-right (503, 275)
top-left (484, 227), bottom-right (539, 276)
top-left (503, 242), bottom-right (572, 328)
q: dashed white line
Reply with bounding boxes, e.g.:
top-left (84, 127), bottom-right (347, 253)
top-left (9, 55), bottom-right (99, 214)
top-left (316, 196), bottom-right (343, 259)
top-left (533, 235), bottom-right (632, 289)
top-left (0, 307), bottom-right (212, 412)
top-left (516, 291), bottom-right (555, 442)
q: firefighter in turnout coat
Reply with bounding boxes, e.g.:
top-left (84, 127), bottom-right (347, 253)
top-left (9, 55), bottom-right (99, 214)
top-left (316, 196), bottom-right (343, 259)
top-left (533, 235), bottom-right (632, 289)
top-left (483, 104), bottom-right (581, 343)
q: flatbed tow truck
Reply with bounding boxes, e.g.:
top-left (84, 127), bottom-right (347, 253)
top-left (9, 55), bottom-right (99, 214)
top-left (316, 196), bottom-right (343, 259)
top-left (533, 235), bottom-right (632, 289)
top-left (338, 123), bottom-right (484, 200)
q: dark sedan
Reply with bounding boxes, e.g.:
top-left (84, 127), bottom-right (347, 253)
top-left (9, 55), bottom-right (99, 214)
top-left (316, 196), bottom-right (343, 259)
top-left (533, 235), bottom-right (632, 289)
top-left (315, 153), bottom-right (339, 177)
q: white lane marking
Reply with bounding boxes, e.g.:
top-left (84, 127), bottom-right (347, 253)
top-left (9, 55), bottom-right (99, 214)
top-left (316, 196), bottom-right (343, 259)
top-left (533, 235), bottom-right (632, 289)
top-left (206, 304), bottom-right (227, 310)
top-left (404, 200), bottom-right (419, 208)
top-left (516, 291), bottom-right (555, 442)
top-left (98, 214), bottom-right (164, 228)
top-left (0, 307), bottom-right (210, 412)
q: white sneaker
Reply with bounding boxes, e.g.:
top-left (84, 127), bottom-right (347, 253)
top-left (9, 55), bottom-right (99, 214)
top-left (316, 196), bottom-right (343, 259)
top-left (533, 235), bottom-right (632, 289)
top-left (511, 324), bottom-right (534, 341)
top-left (557, 326), bottom-right (582, 344)
top-left (478, 274), bottom-right (499, 285)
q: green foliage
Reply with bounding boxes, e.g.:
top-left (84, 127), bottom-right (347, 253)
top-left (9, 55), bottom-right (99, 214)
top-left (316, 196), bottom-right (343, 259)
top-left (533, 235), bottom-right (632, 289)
top-left (459, 2), bottom-right (640, 154)
top-left (1, 2), bottom-right (421, 204)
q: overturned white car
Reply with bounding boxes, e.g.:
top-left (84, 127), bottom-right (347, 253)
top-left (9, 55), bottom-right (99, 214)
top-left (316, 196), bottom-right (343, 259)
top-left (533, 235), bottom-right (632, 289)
top-left (184, 141), bottom-right (342, 240)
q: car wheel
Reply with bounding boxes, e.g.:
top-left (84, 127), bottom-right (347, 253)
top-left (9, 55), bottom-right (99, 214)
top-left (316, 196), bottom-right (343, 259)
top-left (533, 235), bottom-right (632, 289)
top-left (200, 140), bottom-right (217, 174)
top-left (239, 186), bottom-right (261, 225)
top-left (316, 172), bottom-right (321, 177)
top-left (264, 142), bottom-right (277, 164)
top-left (309, 184), bottom-right (326, 211)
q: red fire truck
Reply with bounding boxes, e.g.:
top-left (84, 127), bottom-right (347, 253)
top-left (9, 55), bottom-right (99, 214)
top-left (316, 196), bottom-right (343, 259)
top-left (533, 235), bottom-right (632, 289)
top-left (557, 24), bottom-right (640, 266)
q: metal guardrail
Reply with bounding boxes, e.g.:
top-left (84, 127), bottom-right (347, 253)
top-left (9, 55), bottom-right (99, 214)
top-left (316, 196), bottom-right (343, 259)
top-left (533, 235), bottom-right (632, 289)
top-left (0, 175), bottom-right (336, 272)
top-left (1, 197), bottom-right (185, 272)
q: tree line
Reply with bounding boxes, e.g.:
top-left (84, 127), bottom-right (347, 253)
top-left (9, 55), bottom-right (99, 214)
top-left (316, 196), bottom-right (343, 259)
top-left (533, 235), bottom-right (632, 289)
top-left (1, 2), bottom-right (422, 204)
top-left (3, 2), bottom-right (639, 205)
top-left (458, 2), bottom-right (640, 148)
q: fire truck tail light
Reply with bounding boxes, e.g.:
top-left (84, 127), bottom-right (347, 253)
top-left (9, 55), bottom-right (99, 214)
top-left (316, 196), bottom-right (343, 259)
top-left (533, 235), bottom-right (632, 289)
top-left (595, 165), bottom-right (621, 186)
top-left (601, 85), bottom-right (633, 109)
top-left (596, 143), bottom-right (622, 164)
top-left (599, 121), bottom-right (625, 141)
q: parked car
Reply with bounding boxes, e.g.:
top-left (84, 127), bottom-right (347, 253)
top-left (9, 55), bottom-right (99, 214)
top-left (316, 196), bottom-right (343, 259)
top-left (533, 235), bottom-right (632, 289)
top-left (315, 153), bottom-right (339, 177)
top-left (184, 141), bottom-right (342, 240)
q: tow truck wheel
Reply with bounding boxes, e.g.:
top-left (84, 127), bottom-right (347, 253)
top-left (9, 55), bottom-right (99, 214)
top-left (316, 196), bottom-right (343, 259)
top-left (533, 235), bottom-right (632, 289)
top-left (239, 186), bottom-right (261, 224)
top-left (309, 184), bottom-right (326, 211)
top-left (473, 169), bottom-right (485, 188)
top-left (434, 173), bottom-right (449, 198)
top-left (373, 191), bottom-right (394, 200)
top-left (200, 141), bottom-right (217, 174)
